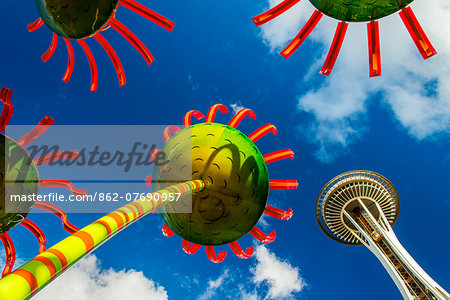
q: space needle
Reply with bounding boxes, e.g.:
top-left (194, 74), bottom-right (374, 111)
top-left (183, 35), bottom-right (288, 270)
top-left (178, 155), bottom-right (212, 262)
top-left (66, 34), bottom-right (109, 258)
top-left (315, 170), bottom-right (450, 300)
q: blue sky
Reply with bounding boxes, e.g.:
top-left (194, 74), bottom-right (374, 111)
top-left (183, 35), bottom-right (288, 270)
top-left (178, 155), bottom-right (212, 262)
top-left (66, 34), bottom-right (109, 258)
top-left (1, 0), bottom-right (450, 299)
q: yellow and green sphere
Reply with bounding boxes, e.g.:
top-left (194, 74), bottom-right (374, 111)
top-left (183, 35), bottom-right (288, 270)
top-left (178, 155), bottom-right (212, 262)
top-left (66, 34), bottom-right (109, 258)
top-left (153, 123), bottom-right (270, 246)
top-left (309, 0), bottom-right (415, 22)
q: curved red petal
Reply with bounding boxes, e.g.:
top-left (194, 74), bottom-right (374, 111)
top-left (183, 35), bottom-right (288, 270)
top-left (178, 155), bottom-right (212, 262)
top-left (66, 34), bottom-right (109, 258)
top-left (182, 239), bottom-right (202, 255)
top-left (42, 33), bottom-right (58, 63)
top-left (229, 241), bottom-right (254, 259)
top-left (205, 246), bottom-right (227, 263)
top-left (93, 33), bottom-right (126, 86)
top-left (0, 87), bottom-right (14, 132)
top-left (205, 104), bottom-right (228, 123)
top-left (145, 176), bottom-right (152, 187)
top-left (35, 201), bottom-right (80, 234)
top-left (264, 205), bottom-right (293, 220)
top-left (367, 20), bottom-right (382, 77)
top-left (18, 115), bottom-right (55, 147)
top-left (40, 179), bottom-right (86, 196)
top-left (263, 149), bottom-right (294, 164)
top-left (150, 149), bottom-right (161, 163)
top-left (119, 0), bottom-right (175, 32)
top-left (20, 219), bottom-right (47, 253)
top-left (62, 38), bottom-right (75, 83)
top-left (183, 110), bottom-right (205, 127)
top-left (228, 108), bottom-right (256, 128)
top-left (252, 0), bottom-right (302, 26)
top-left (280, 10), bottom-right (322, 58)
top-left (162, 224), bottom-right (175, 237)
top-left (320, 21), bottom-right (348, 76)
top-left (399, 7), bottom-right (437, 60)
top-left (163, 126), bottom-right (182, 142)
top-left (109, 18), bottom-right (154, 66)
top-left (0, 233), bottom-right (15, 278)
top-left (77, 39), bottom-right (99, 91)
top-left (250, 227), bottom-right (276, 244)
top-left (269, 179), bottom-right (298, 190)
top-left (27, 18), bottom-right (44, 32)
top-left (248, 124), bottom-right (277, 142)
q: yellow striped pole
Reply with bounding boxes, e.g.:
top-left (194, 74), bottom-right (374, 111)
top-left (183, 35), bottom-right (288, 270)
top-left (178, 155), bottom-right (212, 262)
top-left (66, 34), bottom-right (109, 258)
top-left (0, 180), bottom-right (206, 300)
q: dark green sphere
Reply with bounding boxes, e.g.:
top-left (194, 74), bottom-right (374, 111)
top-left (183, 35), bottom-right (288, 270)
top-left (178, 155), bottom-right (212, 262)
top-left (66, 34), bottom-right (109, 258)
top-left (308, 0), bottom-right (414, 22)
top-left (34, 0), bottom-right (119, 39)
top-left (153, 123), bottom-right (270, 246)
top-left (0, 134), bottom-right (40, 234)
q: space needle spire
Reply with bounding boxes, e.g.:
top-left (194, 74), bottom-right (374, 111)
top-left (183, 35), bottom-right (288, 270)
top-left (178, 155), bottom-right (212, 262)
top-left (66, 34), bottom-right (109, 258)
top-left (315, 170), bottom-right (450, 300)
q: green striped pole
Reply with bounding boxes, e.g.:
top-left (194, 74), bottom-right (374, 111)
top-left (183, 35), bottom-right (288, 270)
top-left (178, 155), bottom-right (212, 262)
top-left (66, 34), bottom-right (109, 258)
top-left (0, 179), bottom-right (206, 300)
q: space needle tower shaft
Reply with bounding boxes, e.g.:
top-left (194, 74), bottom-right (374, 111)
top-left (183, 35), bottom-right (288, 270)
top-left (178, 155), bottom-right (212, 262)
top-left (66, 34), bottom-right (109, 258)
top-left (316, 171), bottom-right (449, 300)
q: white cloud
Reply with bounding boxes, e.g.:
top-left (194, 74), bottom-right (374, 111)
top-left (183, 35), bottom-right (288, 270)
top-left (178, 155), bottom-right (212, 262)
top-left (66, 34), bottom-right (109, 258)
top-left (238, 285), bottom-right (260, 300)
top-left (198, 269), bottom-right (230, 300)
top-left (251, 246), bottom-right (306, 299)
top-left (34, 255), bottom-right (167, 300)
top-left (257, 0), bottom-right (450, 162)
top-left (258, 0), bottom-right (317, 52)
top-left (194, 246), bottom-right (305, 300)
top-left (0, 250), bottom-right (24, 275)
top-left (229, 103), bottom-right (245, 115)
